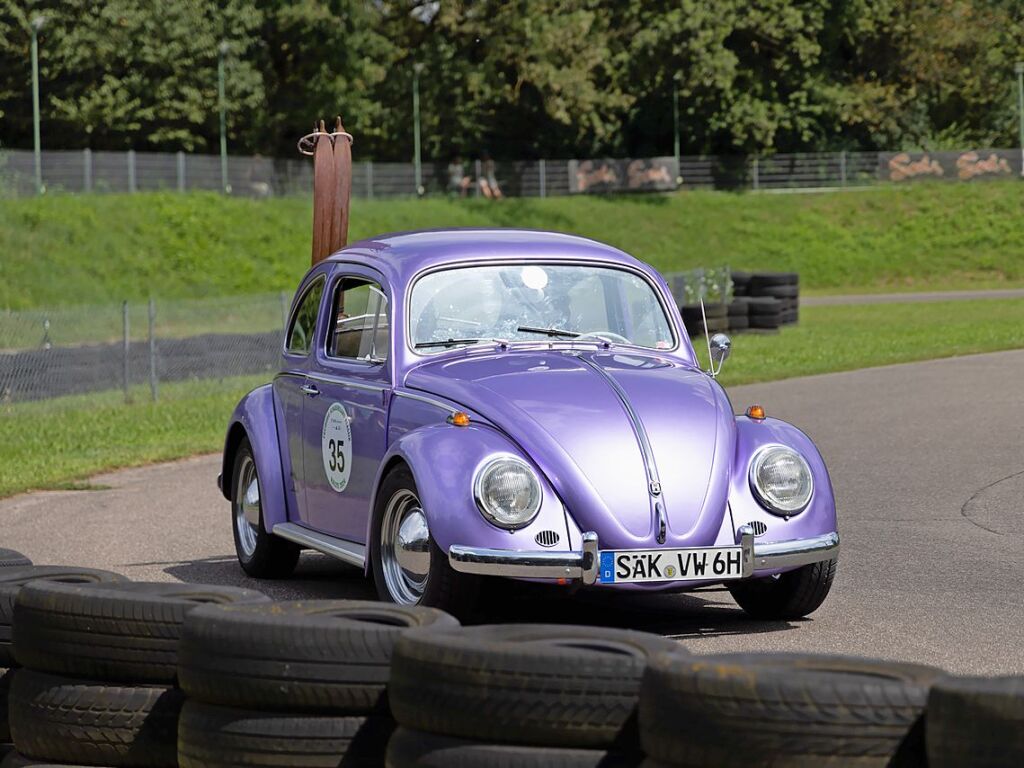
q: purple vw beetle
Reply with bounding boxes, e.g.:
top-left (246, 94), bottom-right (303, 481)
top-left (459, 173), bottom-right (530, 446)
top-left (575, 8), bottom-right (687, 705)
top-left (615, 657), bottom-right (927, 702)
top-left (220, 229), bottom-right (839, 618)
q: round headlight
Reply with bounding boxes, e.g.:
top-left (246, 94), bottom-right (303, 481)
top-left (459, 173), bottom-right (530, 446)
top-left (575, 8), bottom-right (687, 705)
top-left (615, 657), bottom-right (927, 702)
top-left (749, 446), bottom-right (813, 515)
top-left (473, 456), bottom-right (542, 529)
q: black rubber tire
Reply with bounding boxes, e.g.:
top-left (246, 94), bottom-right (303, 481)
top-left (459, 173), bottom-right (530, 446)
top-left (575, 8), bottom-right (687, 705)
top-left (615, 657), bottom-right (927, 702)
top-left (232, 438), bottom-right (301, 579)
top-left (728, 558), bottom-right (836, 620)
top-left (751, 283), bottom-right (799, 299)
top-left (726, 298), bottom-right (749, 316)
top-left (13, 580), bottom-right (268, 684)
top-left (180, 599), bottom-right (458, 713)
top-left (727, 316), bottom-right (749, 331)
top-left (729, 270), bottom-right (751, 289)
top-left (8, 670), bottom-right (182, 768)
top-left (745, 297), bottom-right (782, 315)
top-left (926, 675), bottom-right (1024, 768)
top-left (371, 466), bottom-right (479, 618)
top-left (389, 624), bottom-right (683, 749)
top-left (177, 701), bottom-right (394, 768)
top-left (749, 314), bottom-right (781, 330)
top-left (0, 753), bottom-right (96, 768)
top-left (386, 727), bottom-right (644, 768)
top-left (750, 272), bottom-right (798, 289)
top-left (0, 553), bottom-right (30, 570)
top-left (0, 567), bottom-right (127, 667)
top-left (0, 670), bottom-right (10, 743)
top-left (640, 652), bottom-right (942, 767)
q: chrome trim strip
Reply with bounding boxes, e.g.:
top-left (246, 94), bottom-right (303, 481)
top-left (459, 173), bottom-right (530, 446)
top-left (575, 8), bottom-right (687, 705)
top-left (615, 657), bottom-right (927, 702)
top-left (449, 544), bottom-right (586, 580)
top-left (393, 390), bottom-right (459, 414)
top-left (272, 522), bottom-right (366, 568)
top-left (304, 372), bottom-right (388, 393)
top-left (575, 355), bottom-right (662, 495)
top-left (753, 531), bottom-right (839, 570)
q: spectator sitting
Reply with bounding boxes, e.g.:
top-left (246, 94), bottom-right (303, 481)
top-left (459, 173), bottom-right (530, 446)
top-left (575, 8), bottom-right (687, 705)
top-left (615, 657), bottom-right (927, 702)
top-left (478, 151), bottom-right (503, 199)
top-left (447, 155), bottom-right (472, 197)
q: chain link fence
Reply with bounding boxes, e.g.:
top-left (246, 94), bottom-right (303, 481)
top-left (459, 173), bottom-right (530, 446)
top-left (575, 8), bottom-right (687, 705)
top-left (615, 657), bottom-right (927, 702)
top-left (0, 294), bottom-right (288, 404)
top-left (2, 148), bottom-right (1020, 199)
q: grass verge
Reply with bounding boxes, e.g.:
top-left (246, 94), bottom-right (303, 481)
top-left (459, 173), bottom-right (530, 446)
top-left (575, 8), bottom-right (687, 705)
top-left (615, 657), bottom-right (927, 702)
top-left (2, 299), bottom-right (1023, 499)
top-left (3, 182), bottom-right (1024, 309)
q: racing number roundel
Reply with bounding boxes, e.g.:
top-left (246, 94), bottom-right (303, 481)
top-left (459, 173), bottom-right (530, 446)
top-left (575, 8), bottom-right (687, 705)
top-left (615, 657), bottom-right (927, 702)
top-left (321, 403), bottom-right (353, 492)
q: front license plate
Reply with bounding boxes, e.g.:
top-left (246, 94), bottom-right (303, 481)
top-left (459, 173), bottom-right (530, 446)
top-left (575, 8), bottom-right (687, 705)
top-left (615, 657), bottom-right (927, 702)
top-left (598, 546), bottom-right (744, 584)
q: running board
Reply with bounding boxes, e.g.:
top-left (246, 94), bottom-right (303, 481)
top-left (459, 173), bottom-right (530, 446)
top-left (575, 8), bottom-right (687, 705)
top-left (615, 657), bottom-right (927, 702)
top-left (272, 522), bottom-right (366, 569)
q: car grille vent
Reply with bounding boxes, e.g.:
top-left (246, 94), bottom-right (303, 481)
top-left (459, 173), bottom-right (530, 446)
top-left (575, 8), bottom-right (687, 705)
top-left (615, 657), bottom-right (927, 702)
top-left (746, 521), bottom-right (768, 537)
top-left (535, 530), bottom-right (560, 548)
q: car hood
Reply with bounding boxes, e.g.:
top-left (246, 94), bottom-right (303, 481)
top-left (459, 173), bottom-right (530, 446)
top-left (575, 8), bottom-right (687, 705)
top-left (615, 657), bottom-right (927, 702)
top-left (405, 349), bottom-right (736, 549)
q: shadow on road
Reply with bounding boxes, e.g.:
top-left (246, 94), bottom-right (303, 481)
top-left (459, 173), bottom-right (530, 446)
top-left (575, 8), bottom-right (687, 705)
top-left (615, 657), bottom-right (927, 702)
top-left (155, 552), bottom-right (799, 641)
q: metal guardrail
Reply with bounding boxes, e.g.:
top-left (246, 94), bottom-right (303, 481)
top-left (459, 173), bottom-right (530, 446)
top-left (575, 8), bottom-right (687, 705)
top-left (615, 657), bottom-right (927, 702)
top-left (2, 148), bottom-right (1020, 199)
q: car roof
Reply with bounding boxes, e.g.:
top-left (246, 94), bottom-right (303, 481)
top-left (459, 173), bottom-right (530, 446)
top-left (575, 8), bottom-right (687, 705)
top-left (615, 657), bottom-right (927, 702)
top-left (325, 228), bottom-right (653, 288)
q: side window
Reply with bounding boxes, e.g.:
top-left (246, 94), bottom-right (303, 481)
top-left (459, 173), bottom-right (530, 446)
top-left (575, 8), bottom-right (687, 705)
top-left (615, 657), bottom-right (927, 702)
top-left (285, 276), bottom-right (325, 355)
top-left (328, 278), bottom-right (389, 363)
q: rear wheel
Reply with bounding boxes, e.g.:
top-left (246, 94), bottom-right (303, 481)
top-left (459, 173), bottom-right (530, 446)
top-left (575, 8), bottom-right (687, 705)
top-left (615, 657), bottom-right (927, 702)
top-left (371, 466), bottom-right (479, 616)
top-left (728, 558), bottom-right (836, 620)
top-left (231, 438), bottom-right (300, 579)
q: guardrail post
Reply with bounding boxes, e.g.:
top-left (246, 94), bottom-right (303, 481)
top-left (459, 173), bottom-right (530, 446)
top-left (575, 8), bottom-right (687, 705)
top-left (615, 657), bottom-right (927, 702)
top-left (840, 151), bottom-right (847, 187)
top-left (83, 149), bottom-right (92, 193)
top-left (122, 301), bottom-right (130, 403)
top-left (366, 160), bottom-right (373, 199)
top-left (752, 157), bottom-right (759, 191)
top-left (539, 159), bottom-right (547, 198)
top-left (127, 150), bottom-right (137, 193)
top-left (177, 151), bottom-right (186, 192)
top-left (148, 297), bottom-right (158, 402)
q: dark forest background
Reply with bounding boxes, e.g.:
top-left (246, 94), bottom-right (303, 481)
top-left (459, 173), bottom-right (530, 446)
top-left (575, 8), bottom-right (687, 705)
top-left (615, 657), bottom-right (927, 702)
top-left (1, 0), bottom-right (1022, 160)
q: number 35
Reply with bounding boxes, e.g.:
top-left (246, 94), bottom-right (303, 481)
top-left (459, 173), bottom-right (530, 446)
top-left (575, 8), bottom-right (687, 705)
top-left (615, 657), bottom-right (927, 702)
top-left (328, 438), bottom-right (346, 473)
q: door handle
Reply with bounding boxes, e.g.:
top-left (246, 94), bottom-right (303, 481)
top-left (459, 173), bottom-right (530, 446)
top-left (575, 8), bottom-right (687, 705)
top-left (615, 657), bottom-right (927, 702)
top-left (301, 383), bottom-right (320, 397)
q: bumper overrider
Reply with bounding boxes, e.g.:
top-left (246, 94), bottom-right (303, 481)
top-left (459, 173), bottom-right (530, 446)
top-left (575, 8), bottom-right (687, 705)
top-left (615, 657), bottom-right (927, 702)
top-left (448, 526), bottom-right (840, 586)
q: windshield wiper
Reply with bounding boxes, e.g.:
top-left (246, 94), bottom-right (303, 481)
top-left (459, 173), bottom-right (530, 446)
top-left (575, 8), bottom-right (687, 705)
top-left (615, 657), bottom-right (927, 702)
top-left (517, 325), bottom-right (580, 338)
top-left (415, 337), bottom-right (505, 349)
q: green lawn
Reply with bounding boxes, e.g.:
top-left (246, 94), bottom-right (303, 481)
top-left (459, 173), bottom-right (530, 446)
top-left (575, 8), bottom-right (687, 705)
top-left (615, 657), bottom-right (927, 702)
top-left (3, 181), bottom-right (1024, 310)
top-left (3, 299), bottom-right (1024, 499)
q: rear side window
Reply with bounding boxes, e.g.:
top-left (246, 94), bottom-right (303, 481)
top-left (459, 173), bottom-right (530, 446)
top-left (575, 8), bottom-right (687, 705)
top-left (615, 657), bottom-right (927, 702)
top-left (285, 276), bottom-right (325, 355)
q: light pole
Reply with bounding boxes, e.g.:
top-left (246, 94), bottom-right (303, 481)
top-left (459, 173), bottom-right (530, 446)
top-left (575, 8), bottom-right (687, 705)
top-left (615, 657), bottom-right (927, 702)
top-left (413, 62), bottom-right (424, 196)
top-left (30, 14), bottom-right (46, 195)
top-left (672, 71), bottom-right (682, 186)
top-left (1016, 62), bottom-right (1024, 178)
top-left (218, 40), bottom-right (230, 194)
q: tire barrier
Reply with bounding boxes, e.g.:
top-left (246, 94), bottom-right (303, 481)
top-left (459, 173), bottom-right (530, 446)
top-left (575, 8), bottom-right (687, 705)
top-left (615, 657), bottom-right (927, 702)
top-left (3, 578), bottom-right (267, 768)
top-left (678, 271), bottom-right (799, 338)
top-left (177, 600), bottom-right (457, 768)
top-left (0, 560), bottom-right (1021, 767)
top-left (388, 624), bottom-right (680, 763)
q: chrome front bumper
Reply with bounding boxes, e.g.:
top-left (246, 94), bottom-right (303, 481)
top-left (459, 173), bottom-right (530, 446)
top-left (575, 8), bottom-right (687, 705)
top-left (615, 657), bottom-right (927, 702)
top-left (448, 528), bottom-right (840, 586)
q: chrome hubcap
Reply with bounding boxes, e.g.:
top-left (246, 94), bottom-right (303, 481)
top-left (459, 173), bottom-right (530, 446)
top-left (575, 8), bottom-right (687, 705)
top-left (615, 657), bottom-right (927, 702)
top-left (381, 489), bottom-right (430, 605)
top-left (234, 456), bottom-right (260, 559)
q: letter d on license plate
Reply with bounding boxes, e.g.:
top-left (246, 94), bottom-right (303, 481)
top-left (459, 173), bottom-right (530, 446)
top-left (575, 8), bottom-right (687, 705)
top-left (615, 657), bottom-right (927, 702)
top-left (598, 546), bottom-right (744, 584)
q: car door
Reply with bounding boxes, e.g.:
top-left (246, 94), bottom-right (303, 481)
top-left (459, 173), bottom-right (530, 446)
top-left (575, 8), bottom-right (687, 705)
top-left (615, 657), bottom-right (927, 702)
top-left (274, 272), bottom-right (327, 527)
top-left (300, 267), bottom-right (391, 543)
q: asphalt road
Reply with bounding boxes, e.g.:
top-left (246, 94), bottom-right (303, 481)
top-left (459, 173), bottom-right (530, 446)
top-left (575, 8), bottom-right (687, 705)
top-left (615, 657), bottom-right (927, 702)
top-left (2, 350), bottom-right (1022, 675)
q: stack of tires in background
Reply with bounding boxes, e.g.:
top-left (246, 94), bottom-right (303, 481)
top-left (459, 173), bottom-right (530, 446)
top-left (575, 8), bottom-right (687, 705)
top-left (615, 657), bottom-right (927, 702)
top-left (730, 270), bottom-right (799, 332)
top-left (175, 600), bottom-right (455, 767)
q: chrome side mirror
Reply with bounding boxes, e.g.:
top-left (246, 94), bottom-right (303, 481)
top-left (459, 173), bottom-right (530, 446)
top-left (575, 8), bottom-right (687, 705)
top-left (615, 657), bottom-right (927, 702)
top-left (708, 333), bottom-right (731, 377)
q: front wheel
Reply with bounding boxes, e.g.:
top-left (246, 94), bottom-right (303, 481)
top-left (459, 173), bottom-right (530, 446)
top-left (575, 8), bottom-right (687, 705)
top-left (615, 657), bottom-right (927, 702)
top-left (231, 437), bottom-right (300, 579)
top-left (371, 466), bottom-right (479, 617)
top-left (727, 558), bottom-right (836, 620)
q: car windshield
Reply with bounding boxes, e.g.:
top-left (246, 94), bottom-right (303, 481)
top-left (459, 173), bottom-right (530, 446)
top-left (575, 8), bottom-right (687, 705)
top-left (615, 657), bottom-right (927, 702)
top-left (409, 264), bottom-right (675, 352)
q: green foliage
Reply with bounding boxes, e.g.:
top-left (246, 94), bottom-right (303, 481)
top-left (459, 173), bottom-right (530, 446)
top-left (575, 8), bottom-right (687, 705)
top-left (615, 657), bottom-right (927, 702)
top-left (2, 1), bottom-right (1022, 157)
top-left (3, 182), bottom-right (1024, 310)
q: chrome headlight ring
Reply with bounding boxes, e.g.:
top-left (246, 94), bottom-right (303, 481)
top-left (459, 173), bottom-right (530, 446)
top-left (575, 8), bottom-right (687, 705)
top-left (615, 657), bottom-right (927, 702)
top-left (748, 445), bottom-right (814, 516)
top-left (473, 454), bottom-right (543, 530)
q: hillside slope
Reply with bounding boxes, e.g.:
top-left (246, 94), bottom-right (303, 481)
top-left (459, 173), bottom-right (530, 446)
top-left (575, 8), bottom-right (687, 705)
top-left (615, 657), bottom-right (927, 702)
top-left (2, 182), bottom-right (1023, 308)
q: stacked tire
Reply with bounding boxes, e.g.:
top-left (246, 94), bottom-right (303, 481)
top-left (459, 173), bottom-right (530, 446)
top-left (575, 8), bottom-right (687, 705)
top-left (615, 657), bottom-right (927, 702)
top-left (177, 600), bottom-right (458, 767)
top-left (640, 652), bottom-right (943, 767)
top-left (748, 272), bottom-right (799, 327)
top-left (726, 297), bottom-right (749, 331)
top-left (6, 578), bottom-right (266, 768)
top-left (0, 549), bottom-right (35, 759)
top-left (387, 624), bottom-right (681, 767)
top-left (681, 303), bottom-right (728, 336)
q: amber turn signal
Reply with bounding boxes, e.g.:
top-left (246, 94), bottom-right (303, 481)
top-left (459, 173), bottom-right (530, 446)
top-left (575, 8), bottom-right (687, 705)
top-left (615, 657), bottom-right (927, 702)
top-left (449, 411), bottom-right (471, 427)
top-left (746, 405), bottom-right (766, 420)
